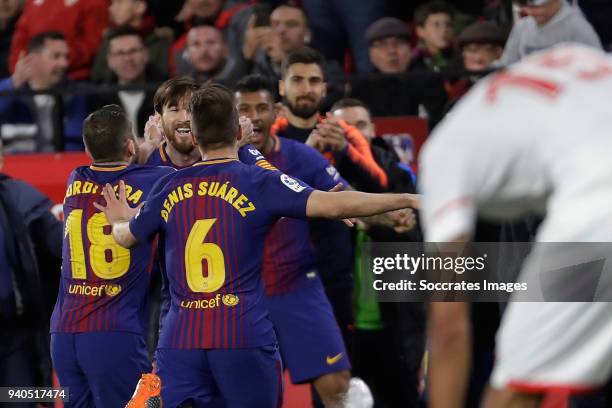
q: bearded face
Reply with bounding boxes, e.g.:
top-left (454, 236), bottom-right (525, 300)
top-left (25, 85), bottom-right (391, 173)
top-left (161, 97), bottom-right (196, 154)
top-left (280, 63), bottom-right (326, 120)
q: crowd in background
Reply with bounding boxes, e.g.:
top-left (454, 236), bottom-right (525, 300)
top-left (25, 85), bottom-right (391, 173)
top-left (0, 1), bottom-right (610, 407)
top-left (0, 0), bottom-right (609, 152)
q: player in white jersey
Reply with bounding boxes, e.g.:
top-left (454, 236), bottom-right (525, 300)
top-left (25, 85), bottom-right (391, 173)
top-left (419, 44), bottom-right (612, 407)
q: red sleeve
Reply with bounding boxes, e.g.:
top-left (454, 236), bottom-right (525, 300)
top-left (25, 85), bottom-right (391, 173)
top-left (340, 120), bottom-right (389, 189)
top-left (69, 0), bottom-right (109, 74)
top-left (8, 1), bottom-right (32, 74)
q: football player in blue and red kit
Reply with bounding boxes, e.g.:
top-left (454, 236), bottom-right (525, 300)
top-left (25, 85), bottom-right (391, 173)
top-left (96, 83), bottom-right (418, 408)
top-left (50, 106), bottom-right (173, 407)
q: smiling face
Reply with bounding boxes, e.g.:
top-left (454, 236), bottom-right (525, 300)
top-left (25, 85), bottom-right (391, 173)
top-left (279, 62), bottom-right (326, 120)
top-left (160, 95), bottom-right (195, 155)
top-left (235, 89), bottom-right (275, 152)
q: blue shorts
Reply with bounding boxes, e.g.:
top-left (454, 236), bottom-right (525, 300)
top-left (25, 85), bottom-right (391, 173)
top-left (51, 332), bottom-right (150, 408)
top-left (156, 345), bottom-right (283, 408)
top-left (265, 275), bottom-right (351, 383)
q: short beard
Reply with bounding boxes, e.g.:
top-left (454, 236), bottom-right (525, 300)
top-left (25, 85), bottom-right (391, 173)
top-left (283, 96), bottom-right (320, 120)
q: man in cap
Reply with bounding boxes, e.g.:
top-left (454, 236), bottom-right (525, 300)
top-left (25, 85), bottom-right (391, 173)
top-left (458, 21), bottom-right (507, 72)
top-left (496, 0), bottom-right (601, 66)
top-left (365, 17), bottom-right (412, 74)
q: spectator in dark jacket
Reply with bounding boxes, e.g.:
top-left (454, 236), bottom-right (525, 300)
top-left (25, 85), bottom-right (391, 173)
top-left (354, 17), bottom-right (448, 127)
top-left (411, 1), bottom-right (457, 72)
top-left (90, 27), bottom-right (164, 138)
top-left (0, 32), bottom-right (87, 151)
top-left (0, 138), bottom-right (63, 402)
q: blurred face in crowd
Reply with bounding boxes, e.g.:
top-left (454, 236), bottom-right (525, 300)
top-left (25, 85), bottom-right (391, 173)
top-left (416, 12), bottom-right (453, 52)
top-left (0, 0), bottom-right (23, 22)
top-left (109, 0), bottom-right (145, 26)
top-left (519, 0), bottom-right (562, 27)
top-left (270, 6), bottom-right (311, 54)
top-left (185, 26), bottom-right (227, 75)
top-left (462, 42), bottom-right (502, 71)
top-left (235, 90), bottom-right (275, 152)
top-left (30, 38), bottom-right (69, 89)
top-left (161, 96), bottom-right (195, 155)
top-left (333, 105), bottom-right (376, 143)
top-left (279, 63), bottom-right (326, 120)
top-left (369, 36), bottom-right (411, 74)
top-left (190, 0), bottom-right (224, 19)
top-left (107, 34), bottom-right (148, 84)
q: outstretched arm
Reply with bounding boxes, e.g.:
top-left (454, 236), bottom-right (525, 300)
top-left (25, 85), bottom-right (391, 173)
top-left (93, 181), bottom-right (142, 248)
top-left (306, 190), bottom-right (419, 220)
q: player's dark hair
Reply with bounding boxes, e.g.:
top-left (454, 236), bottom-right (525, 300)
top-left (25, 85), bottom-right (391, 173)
top-left (83, 105), bottom-right (132, 162)
top-left (414, 1), bottom-right (454, 27)
top-left (281, 46), bottom-right (326, 79)
top-left (106, 25), bottom-right (145, 44)
top-left (189, 83), bottom-right (239, 149)
top-left (331, 98), bottom-right (371, 116)
top-left (27, 31), bottom-right (65, 53)
top-left (234, 74), bottom-right (277, 101)
top-left (153, 76), bottom-right (200, 114)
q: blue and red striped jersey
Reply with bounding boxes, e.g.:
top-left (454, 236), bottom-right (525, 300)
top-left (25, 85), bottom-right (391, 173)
top-left (50, 164), bottom-right (174, 334)
top-left (129, 158), bottom-right (314, 349)
top-left (145, 142), bottom-right (194, 169)
top-left (248, 137), bottom-right (347, 295)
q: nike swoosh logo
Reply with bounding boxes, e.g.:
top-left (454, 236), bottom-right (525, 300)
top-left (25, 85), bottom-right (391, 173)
top-left (326, 353), bottom-right (344, 365)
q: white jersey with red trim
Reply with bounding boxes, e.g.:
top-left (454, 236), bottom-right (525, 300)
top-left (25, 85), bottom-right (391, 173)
top-left (419, 44), bottom-right (612, 391)
top-left (420, 44), bottom-right (612, 243)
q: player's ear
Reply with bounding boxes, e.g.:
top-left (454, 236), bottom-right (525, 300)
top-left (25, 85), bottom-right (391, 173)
top-left (236, 123), bottom-right (243, 142)
top-left (127, 138), bottom-right (136, 158)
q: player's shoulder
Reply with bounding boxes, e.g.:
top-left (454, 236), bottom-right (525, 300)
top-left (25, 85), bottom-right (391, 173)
top-left (126, 164), bottom-right (176, 177)
top-left (280, 137), bottom-right (326, 163)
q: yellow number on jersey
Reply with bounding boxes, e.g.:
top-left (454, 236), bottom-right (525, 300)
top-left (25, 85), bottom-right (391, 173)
top-left (65, 209), bottom-right (130, 280)
top-left (185, 219), bottom-right (226, 293)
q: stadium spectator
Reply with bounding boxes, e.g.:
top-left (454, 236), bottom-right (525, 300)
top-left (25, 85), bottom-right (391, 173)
top-left (0, 32), bottom-right (87, 152)
top-left (332, 97), bottom-right (425, 408)
top-left (459, 21), bottom-right (507, 71)
top-left (445, 21), bottom-right (508, 104)
top-left (0, 137), bottom-right (62, 403)
top-left (366, 17), bottom-right (412, 74)
top-left (411, 1), bottom-right (457, 72)
top-left (176, 22), bottom-right (231, 84)
top-left (90, 27), bottom-right (164, 138)
top-left (9, 0), bottom-right (108, 80)
top-left (353, 19), bottom-right (447, 125)
top-left (0, 0), bottom-right (23, 78)
top-left (91, 0), bottom-right (173, 83)
top-left (167, 0), bottom-right (251, 76)
top-left (495, 0), bottom-right (602, 66)
top-left (302, 0), bottom-right (385, 73)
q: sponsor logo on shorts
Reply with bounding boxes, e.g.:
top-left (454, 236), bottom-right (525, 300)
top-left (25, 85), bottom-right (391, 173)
top-left (280, 174), bottom-right (306, 193)
top-left (326, 353), bottom-right (344, 365)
